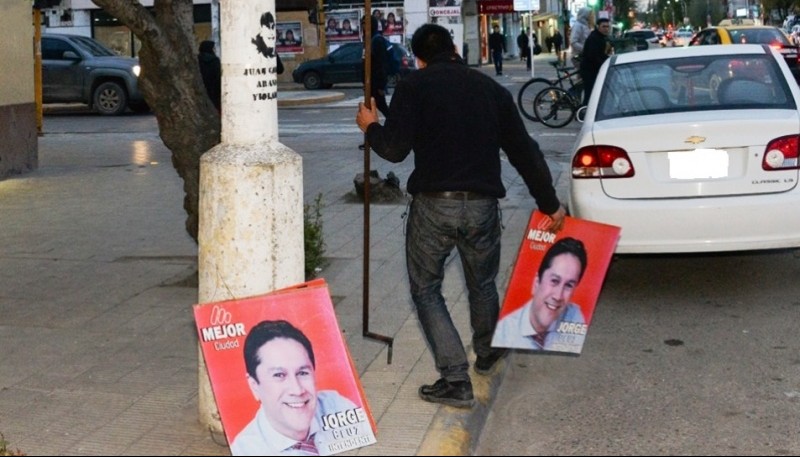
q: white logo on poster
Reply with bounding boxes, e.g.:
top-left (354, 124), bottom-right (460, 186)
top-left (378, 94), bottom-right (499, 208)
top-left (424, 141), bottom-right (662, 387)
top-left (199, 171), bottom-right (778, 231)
top-left (200, 305), bottom-right (246, 350)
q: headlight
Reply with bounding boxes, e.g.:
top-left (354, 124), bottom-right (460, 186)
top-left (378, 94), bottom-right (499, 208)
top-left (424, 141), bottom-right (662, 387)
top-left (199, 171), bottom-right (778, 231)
top-left (133, 64), bottom-right (141, 77)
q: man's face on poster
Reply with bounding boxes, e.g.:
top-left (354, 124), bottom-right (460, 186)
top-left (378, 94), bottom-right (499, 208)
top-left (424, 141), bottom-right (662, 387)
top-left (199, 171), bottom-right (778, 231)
top-left (248, 337), bottom-right (317, 440)
top-left (529, 253), bottom-right (582, 332)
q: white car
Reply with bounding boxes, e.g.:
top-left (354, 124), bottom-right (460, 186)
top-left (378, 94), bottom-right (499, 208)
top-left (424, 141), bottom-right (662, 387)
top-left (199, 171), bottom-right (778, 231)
top-left (569, 44), bottom-right (800, 253)
top-left (672, 30), bottom-right (694, 46)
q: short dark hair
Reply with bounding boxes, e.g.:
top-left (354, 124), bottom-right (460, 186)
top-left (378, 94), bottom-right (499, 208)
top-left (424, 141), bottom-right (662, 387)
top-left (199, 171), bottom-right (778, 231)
top-left (243, 320), bottom-right (316, 381)
top-left (411, 23), bottom-right (454, 62)
top-left (260, 12), bottom-right (276, 29)
top-left (537, 237), bottom-right (588, 281)
top-left (597, 18), bottom-right (610, 25)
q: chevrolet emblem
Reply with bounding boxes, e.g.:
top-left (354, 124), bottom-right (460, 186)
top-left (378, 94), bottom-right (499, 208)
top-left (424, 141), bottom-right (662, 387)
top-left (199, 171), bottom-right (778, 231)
top-left (685, 136), bottom-right (706, 145)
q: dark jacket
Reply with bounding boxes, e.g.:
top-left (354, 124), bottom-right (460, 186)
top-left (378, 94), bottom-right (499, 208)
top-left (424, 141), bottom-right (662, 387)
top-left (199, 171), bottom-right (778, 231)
top-left (198, 40), bottom-right (221, 111)
top-left (488, 31), bottom-right (506, 53)
top-left (369, 33), bottom-right (389, 90)
top-left (579, 29), bottom-right (610, 80)
top-left (363, 53), bottom-right (559, 213)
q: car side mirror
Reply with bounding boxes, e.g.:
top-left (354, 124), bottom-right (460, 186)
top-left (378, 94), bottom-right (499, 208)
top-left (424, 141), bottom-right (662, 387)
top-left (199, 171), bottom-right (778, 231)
top-left (62, 50), bottom-right (80, 60)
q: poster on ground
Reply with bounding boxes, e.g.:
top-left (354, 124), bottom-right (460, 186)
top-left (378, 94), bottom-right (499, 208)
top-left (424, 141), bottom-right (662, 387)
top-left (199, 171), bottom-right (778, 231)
top-left (194, 279), bottom-right (377, 456)
top-left (491, 211), bottom-right (621, 354)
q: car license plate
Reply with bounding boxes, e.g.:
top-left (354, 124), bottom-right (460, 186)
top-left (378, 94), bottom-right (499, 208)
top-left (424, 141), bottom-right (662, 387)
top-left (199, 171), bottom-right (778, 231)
top-left (668, 148), bottom-right (729, 179)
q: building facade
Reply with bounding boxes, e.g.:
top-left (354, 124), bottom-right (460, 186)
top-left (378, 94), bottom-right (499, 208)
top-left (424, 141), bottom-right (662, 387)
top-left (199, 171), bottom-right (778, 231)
top-left (0, 0), bottom-right (37, 180)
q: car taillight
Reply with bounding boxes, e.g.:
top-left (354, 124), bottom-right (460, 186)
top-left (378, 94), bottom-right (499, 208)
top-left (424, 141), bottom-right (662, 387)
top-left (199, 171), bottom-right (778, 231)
top-left (401, 56), bottom-right (408, 68)
top-left (572, 145), bottom-right (635, 178)
top-left (763, 135), bottom-right (800, 170)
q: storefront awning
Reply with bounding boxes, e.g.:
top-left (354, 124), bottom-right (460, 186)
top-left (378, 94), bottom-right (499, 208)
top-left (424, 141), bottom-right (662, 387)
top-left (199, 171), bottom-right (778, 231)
top-left (479, 0), bottom-right (515, 14)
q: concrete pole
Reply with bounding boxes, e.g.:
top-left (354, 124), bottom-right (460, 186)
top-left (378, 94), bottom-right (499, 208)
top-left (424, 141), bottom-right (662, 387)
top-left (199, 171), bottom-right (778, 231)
top-left (197, 0), bottom-right (304, 435)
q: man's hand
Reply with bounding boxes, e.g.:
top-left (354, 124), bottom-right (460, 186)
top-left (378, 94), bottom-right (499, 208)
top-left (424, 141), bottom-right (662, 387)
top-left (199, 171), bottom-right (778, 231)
top-left (356, 97), bottom-right (379, 133)
top-left (542, 205), bottom-right (567, 232)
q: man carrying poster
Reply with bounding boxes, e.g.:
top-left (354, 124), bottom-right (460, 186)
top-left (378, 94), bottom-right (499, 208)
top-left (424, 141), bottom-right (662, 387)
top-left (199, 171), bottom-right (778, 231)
top-left (492, 237), bottom-right (588, 353)
top-left (231, 320), bottom-right (362, 456)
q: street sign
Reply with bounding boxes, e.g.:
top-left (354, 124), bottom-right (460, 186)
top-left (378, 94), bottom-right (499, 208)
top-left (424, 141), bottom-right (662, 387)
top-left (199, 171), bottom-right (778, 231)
top-left (513, 0), bottom-right (540, 12)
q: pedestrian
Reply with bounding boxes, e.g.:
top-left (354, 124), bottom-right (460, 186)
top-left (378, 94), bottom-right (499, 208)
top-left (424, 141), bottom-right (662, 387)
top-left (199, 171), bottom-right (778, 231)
top-left (546, 35), bottom-right (553, 53)
top-left (488, 24), bottom-right (506, 76)
top-left (197, 40), bottom-right (221, 112)
top-left (579, 17), bottom-right (612, 105)
top-left (355, 23), bottom-right (566, 409)
top-left (553, 30), bottom-right (563, 56)
top-left (569, 7), bottom-right (592, 70)
top-left (517, 29), bottom-right (529, 63)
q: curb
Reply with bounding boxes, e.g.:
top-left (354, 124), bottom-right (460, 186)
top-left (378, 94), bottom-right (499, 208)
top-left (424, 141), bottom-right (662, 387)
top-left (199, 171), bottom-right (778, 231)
top-left (277, 90), bottom-right (346, 107)
top-left (416, 352), bottom-right (510, 456)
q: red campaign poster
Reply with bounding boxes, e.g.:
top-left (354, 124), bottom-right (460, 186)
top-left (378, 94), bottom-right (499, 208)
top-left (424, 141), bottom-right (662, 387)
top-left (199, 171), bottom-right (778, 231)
top-left (193, 280), bottom-right (377, 456)
top-left (492, 211), bottom-right (621, 354)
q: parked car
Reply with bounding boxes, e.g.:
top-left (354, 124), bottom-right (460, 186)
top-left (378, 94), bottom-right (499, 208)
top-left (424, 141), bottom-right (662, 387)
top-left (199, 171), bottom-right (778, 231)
top-left (570, 44), bottom-right (800, 253)
top-left (689, 25), bottom-right (800, 82)
top-left (41, 33), bottom-right (146, 115)
top-left (292, 41), bottom-right (416, 90)
top-left (622, 29), bottom-right (659, 51)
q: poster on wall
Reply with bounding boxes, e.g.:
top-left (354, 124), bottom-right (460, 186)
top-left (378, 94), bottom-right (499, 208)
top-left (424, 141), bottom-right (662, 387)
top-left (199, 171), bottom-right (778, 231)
top-left (491, 211), bottom-right (621, 355)
top-left (193, 279), bottom-right (378, 456)
top-left (430, 0), bottom-right (462, 21)
top-left (370, 7), bottom-right (405, 43)
top-left (325, 10), bottom-right (362, 43)
top-left (277, 21), bottom-right (303, 54)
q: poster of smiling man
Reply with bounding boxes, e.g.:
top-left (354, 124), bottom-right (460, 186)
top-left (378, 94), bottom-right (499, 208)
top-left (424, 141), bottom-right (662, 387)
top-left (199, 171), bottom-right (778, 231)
top-left (194, 279), bottom-right (377, 456)
top-left (492, 211), bottom-right (620, 354)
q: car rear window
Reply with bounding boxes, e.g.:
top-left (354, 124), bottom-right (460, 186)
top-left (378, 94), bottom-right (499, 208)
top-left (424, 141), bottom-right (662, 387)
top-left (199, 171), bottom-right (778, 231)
top-left (728, 28), bottom-right (791, 46)
top-left (596, 54), bottom-right (795, 120)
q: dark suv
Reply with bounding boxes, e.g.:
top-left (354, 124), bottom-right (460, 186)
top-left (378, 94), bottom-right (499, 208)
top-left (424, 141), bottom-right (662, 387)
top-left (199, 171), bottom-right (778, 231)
top-left (41, 33), bottom-right (146, 115)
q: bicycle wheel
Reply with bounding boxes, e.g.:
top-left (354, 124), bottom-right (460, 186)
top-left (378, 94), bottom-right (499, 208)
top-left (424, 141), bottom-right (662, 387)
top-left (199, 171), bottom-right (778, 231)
top-left (534, 87), bottom-right (575, 128)
top-left (517, 77), bottom-right (554, 121)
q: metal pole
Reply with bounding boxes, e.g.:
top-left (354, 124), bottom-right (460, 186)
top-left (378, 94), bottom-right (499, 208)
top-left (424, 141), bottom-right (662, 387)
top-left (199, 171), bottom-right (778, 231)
top-left (361, 0), bottom-right (394, 365)
top-left (33, 7), bottom-right (43, 137)
top-left (529, 9), bottom-right (535, 78)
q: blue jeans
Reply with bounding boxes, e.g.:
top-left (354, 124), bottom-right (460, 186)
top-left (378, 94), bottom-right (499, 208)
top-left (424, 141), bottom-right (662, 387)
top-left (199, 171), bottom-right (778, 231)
top-left (492, 49), bottom-right (503, 74)
top-left (406, 194), bottom-right (501, 382)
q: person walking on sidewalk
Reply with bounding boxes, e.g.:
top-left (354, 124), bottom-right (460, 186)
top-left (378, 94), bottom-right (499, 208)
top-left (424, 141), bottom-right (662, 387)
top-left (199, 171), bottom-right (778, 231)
top-left (356, 23), bottom-right (566, 409)
top-left (579, 17), bottom-right (612, 105)
top-left (488, 24), bottom-right (506, 76)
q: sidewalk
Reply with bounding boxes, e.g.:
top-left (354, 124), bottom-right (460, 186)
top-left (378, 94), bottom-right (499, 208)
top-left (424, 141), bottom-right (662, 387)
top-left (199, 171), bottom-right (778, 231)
top-left (0, 57), bottom-right (567, 456)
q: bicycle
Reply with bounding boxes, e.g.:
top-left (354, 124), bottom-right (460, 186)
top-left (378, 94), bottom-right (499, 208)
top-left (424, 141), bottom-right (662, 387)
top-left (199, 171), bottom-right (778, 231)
top-left (516, 60), bottom-right (583, 122)
top-left (533, 84), bottom-right (588, 128)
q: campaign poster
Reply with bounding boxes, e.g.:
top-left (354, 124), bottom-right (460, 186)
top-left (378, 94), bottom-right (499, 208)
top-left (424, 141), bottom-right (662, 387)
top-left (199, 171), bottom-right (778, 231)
top-left (325, 10), bottom-right (361, 44)
top-left (429, 0), bottom-right (462, 20)
top-left (277, 21), bottom-right (303, 54)
top-left (491, 211), bottom-right (621, 354)
top-left (369, 7), bottom-right (404, 41)
top-left (194, 279), bottom-right (377, 456)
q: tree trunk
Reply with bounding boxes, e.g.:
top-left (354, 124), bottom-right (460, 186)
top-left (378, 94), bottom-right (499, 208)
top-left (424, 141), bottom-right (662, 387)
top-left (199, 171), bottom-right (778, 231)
top-left (92, 0), bottom-right (221, 243)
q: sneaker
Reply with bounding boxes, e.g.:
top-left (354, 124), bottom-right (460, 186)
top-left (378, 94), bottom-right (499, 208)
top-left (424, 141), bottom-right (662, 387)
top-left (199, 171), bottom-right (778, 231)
top-left (474, 349), bottom-right (509, 375)
top-left (418, 378), bottom-right (474, 408)
top-left (358, 143), bottom-right (365, 150)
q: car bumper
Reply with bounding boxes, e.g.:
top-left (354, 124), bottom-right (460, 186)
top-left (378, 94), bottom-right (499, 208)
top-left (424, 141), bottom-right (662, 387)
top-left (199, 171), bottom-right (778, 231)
top-left (569, 183), bottom-right (800, 253)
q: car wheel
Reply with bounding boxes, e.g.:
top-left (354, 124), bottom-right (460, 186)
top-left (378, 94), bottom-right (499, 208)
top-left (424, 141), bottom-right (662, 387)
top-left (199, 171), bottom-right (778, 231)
top-left (387, 73), bottom-right (400, 88)
top-left (93, 81), bottom-right (128, 115)
top-left (303, 72), bottom-right (323, 90)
